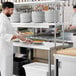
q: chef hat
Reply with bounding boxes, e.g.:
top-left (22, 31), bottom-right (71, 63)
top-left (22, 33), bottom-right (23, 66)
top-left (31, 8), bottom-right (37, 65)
top-left (2, 2), bottom-right (14, 9)
top-left (73, 5), bottom-right (76, 8)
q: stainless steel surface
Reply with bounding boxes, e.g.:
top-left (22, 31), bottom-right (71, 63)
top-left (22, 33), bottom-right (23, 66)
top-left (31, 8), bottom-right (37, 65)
top-left (28, 48), bottom-right (32, 61)
top-left (54, 55), bottom-right (56, 76)
top-left (62, 4), bottom-right (65, 48)
top-left (29, 36), bottom-right (73, 43)
top-left (54, 4), bottom-right (57, 49)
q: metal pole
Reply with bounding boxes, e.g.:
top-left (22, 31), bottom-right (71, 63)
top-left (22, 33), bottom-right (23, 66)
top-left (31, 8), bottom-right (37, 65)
top-left (54, 2), bottom-right (57, 49)
top-left (62, 3), bottom-right (65, 48)
top-left (54, 54), bottom-right (56, 76)
top-left (48, 49), bottom-right (51, 76)
top-left (28, 48), bottom-right (32, 62)
top-left (54, 54), bottom-right (59, 76)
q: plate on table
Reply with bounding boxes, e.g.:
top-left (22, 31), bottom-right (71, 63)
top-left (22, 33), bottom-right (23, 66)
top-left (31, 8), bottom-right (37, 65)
top-left (19, 39), bottom-right (33, 44)
top-left (12, 39), bottom-right (20, 42)
top-left (19, 40), bottom-right (26, 43)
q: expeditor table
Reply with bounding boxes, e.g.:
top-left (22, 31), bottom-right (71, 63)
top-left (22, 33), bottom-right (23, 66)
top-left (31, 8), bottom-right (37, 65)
top-left (13, 42), bottom-right (68, 76)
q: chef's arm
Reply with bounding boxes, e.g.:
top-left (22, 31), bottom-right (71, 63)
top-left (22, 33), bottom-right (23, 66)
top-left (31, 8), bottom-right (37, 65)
top-left (69, 25), bottom-right (76, 30)
top-left (11, 35), bottom-right (33, 43)
top-left (0, 22), bottom-right (25, 42)
top-left (65, 24), bottom-right (76, 31)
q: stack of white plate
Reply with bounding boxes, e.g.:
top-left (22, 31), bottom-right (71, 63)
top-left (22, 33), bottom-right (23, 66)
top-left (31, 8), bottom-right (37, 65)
top-left (45, 10), bottom-right (59, 23)
top-left (20, 13), bottom-right (32, 23)
top-left (10, 12), bottom-right (20, 23)
top-left (32, 11), bottom-right (44, 23)
top-left (45, 10), bottom-right (54, 23)
top-left (54, 10), bottom-right (60, 23)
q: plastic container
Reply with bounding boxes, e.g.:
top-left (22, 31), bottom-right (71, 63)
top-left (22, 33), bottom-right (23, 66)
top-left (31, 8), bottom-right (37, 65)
top-left (23, 62), bottom-right (54, 76)
top-left (32, 11), bottom-right (44, 23)
top-left (20, 12), bottom-right (32, 23)
top-left (13, 57), bottom-right (28, 76)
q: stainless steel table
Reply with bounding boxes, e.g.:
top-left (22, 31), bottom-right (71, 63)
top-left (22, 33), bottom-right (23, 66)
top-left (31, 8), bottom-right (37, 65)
top-left (13, 42), bottom-right (68, 76)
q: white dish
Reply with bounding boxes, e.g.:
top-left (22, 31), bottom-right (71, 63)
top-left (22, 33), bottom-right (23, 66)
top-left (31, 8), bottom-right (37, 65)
top-left (12, 39), bottom-right (20, 42)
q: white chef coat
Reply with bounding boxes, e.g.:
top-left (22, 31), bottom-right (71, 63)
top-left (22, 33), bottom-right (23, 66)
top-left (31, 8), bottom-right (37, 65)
top-left (71, 13), bottom-right (76, 26)
top-left (0, 12), bottom-right (16, 76)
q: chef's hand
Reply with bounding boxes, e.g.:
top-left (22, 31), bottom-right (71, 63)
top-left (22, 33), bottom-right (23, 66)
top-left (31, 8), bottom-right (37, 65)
top-left (69, 26), bottom-right (76, 31)
top-left (12, 34), bottom-right (26, 41)
top-left (25, 39), bottom-right (33, 44)
top-left (17, 35), bottom-right (26, 41)
top-left (65, 25), bottom-right (72, 31)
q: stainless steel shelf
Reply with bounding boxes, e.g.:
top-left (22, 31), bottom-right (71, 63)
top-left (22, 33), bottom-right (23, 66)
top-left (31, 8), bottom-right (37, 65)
top-left (12, 23), bottom-right (62, 28)
top-left (13, 42), bottom-right (68, 50)
top-left (29, 36), bottom-right (73, 43)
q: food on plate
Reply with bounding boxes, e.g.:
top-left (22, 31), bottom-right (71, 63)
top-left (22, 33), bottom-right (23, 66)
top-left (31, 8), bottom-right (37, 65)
top-left (32, 40), bottom-right (44, 44)
top-left (22, 32), bottom-right (34, 35)
top-left (33, 40), bottom-right (43, 43)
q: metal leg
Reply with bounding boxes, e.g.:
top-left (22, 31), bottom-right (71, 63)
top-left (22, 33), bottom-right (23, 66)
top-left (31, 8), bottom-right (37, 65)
top-left (28, 48), bottom-right (32, 62)
top-left (54, 55), bottom-right (59, 76)
top-left (48, 49), bottom-right (51, 76)
top-left (56, 59), bottom-right (59, 76)
top-left (54, 55), bottom-right (56, 76)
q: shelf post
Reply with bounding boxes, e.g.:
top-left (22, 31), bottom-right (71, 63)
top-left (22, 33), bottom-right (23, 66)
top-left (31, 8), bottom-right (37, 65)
top-left (62, 3), bottom-right (65, 48)
top-left (48, 49), bottom-right (51, 76)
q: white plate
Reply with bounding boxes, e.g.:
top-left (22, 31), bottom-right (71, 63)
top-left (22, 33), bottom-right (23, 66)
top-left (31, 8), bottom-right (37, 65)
top-left (12, 39), bottom-right (20, 42)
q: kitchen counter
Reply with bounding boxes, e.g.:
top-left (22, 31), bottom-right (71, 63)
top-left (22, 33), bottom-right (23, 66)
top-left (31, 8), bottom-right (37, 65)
top-left (57, 48), bottom-right (76, 56)
top-left (54, 48), bottom-right (76, 76)
top-left (13, 42), bottom-right (68, 50)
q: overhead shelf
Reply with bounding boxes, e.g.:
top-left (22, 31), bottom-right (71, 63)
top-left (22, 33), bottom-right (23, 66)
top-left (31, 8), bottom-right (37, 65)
top-left (12, 23), bottom-right (55, 28)
top-left (12, 23), bottom-right (62, 28)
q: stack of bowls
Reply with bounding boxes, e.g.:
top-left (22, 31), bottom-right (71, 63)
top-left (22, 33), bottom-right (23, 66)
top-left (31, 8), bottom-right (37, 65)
top-left (10, 12), bottom-right (20, 23)
top-left (20, 12), bottom-right (32, 23)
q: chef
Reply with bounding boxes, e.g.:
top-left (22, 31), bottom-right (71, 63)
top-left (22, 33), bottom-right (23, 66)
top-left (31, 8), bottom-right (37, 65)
top-left (67, 5), bottom-right (76, 31)
top-left (0, 2), bottom-right (29, 76)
